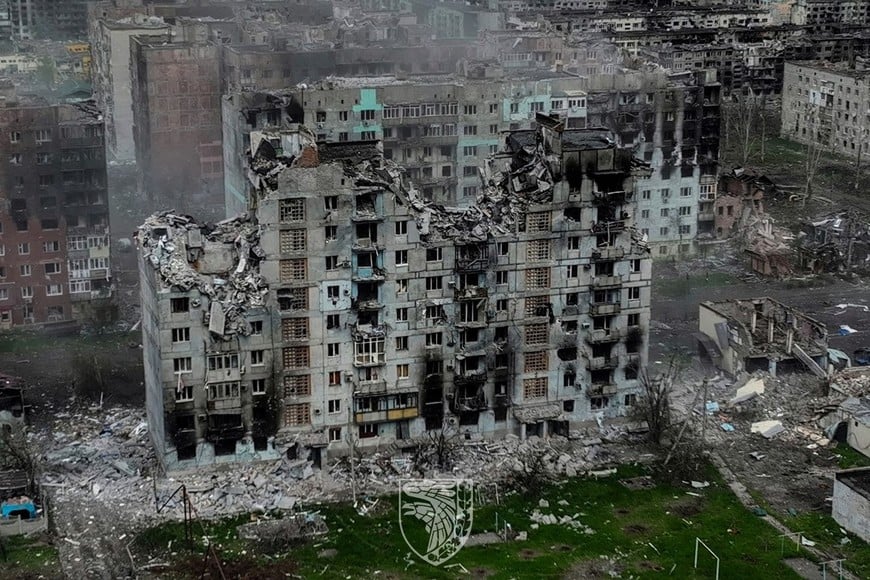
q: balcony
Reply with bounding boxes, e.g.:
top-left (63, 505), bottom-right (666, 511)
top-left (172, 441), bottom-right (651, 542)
top-left (352, 238), bottom-right (380, 251)
top-left (351, 297), bottom-right (383, 311)
top-left (453, 368), bottom-right (487, 387)
top-left (592, 275), bottom-right (622, 288)
top-left (592, 220), bottom-right (626, 234)
top-left (589, 356), bottom-right (617, 370)
top-left (589, 302), bottom-right (621, 316)
top-left (585, 328), bottom-right (621, 343)
top-left (355, 406), bottom-right (419, 424)
top-left (456, 256), bottom-right (489, 271)
top-left (454, 286), bottom-right (488, 300)
top-left (207, 397), bottom-right (242, 411)
top-left (451, 391), bottom-right (487, 413)
top-left (587, 383), bottom-right (619, 397)
top-left (591, 247), bottom-right (624, 260)
top-left (352, 266), bottom-right (386, 282)
top-left (698, 211), bottom-right (715, 221)
top-left (592, 190), bottom-right (630, 205)
top-left (624, 353), bottom-right (641, 366)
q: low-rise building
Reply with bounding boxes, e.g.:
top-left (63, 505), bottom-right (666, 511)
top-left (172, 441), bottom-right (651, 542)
top-left (832, 467), bottom-right (870, 543)
top-left (697, 298), bottom-right (828, 378)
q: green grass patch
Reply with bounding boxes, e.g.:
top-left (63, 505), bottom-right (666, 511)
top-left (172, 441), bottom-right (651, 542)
top-left (784, 512), bottom-right (870, 579)
top-left (136, 464), bottom-right (808, 579)
top-left (0, 534), bottom-right (60, 577)
top-left (653, 272), bottom-right (735, 298)
top-left (832, 443), bottom-right (870, 470)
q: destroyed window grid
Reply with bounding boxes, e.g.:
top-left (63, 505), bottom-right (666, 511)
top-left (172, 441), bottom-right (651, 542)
top-left (525, 267), bottom-right (550, 289)
top-left (279, 198), bottom-right (305, 223)
top-left (523, 377), bottom-right (547, 399)
top-left (525, 323), bottom-right (549, 345)
top-left (526, 211), bottom-right (551, 233)
top-left (284, 403), bottom-right (311, 426)
top-left (280, 259), bottom-right (307, 282)
top-left (280, 229), bottom-right (307, 254)
top-left (284, 374), bottom-right (311, 397)
top-left (283, 346), bottom-right (310, 369)
top-left (525, 295), bottom-right (548, 318)
top-left (524, 351), bottom-right (548, 373)
top-left (278, 288), bottom-right (308, 311)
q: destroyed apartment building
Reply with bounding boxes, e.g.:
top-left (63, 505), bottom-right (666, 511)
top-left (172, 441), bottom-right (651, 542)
top-left (697, 298), bottom-right (829, 379)
top-left (138, 115), bottom-right (652, 470)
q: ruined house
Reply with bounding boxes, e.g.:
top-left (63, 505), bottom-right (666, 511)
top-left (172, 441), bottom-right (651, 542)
top-left (697, 298), bottom-right (828, 378)
top-left (797, 210), bottom-right (870, 273)
top-left (714, 167), bottom-right (771, 239)
top-left (832, 467), bottom-right (870, 544)
top-left (139, 115), bottom-right (652, 469)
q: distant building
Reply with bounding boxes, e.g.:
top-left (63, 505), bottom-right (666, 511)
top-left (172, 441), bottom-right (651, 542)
top-left (10, 0), bottom-right (90, 40)
top-left (138, 119), bottom-right (652, 470)
top-left (781, 60), bottom-right (870, 160)
top-left (130, 37), bottom-right (223, 220)
top-left (89, 12), bottom-right (169, 162)
top-left (0, 97), bottom-right (111, 329)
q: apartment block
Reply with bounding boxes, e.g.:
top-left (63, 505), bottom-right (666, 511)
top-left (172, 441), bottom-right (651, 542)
top-left (130, 37), bottom-right (223, 220)
top-left (781, 60), bottom-right (870, 158)
top-left (89, 12), bottom-right (169, 162)
top-left (0, 98), bottom-right (110, 329)
top-left (224, 65), bottom-right (719, 256)
top-left (138, 118), bottom-right (651, 470)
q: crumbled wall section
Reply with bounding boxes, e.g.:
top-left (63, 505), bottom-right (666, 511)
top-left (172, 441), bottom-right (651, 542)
top-left (138, 213), bottom-right (268, 339)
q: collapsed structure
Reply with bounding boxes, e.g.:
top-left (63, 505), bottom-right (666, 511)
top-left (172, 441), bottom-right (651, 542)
top-left (139, 116), bottom-right (651, 470)
top-left (797, 210), bottom-right (870, 273)
top-left (697, 298), bottom-right (829, 378)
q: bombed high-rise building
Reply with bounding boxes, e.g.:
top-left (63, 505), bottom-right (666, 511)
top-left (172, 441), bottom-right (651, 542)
top-left (138, 117), bottom-right (651, 470)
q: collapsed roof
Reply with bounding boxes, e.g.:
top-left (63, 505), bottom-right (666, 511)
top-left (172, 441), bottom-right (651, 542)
top-left (137, 212), bottom-right (267, 338)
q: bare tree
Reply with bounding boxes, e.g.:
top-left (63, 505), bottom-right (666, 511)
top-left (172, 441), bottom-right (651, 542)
top-left (505, 446), bottom-right (554, 498)
top-left (724, 89), bottom-right (760, 166)
top-left (802, 105), bottom-right (826, 207)
top-left (412, 427), bottom-right (459, 472)
top-left (0, 423), bottom-right (36, 495)
top-left (630, 355), bottom-right (684, 445)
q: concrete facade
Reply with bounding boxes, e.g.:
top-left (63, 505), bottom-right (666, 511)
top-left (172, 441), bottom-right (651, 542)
top-left (832, 468), bottom-right (870, 543)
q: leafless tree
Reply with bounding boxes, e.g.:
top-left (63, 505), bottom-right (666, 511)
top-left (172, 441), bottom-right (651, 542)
top-left (630, 355), bottom-right (684, 445)
top-left (724, 90), bottom-right (760, 166)
top-left (505, 446), bottom-right (554, 498)
top-left (412, 427), bottom-right (459, 472)
top-left (801, 105), bottom-right (827, 207)
top-left (0, 423), bottom-right (36, 495)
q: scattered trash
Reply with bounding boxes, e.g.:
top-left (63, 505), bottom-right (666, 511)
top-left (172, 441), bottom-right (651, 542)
top-left (839, 325), bottom-right (858, 336)
top-left (731, 378), bottom-right (765, 404)
top-left (705, 401), bottom-right (720, 414)
top-left (749, 452), bottom-right (766, 461)
top-left (751, 420), bottom-right (785, 439)
top-left (800, 537), bottom-right (816, 547)
top-left (721, 423), bottom-right (735, 432)
top-left (690, 481), bottom-right (709, 489)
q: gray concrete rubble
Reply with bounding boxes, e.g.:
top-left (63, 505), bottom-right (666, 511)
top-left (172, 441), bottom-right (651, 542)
top-left (137, 211), bottom-right (268, 338)
top-left (32, 404), bottom-right (649, 535)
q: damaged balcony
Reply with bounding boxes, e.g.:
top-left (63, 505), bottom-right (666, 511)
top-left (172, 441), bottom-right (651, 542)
top-left (585, 327), bottom-right (622, 344)
top-left (351, 281), bottom-right (383, 311)
top-left (450, 384), bottom-right (487, 414)
top-left (456, 244), bottom-right (490, 272)
top-left (591, 246), bottom-right (624, 261)
top-left (454, 367), bottom-right (487, 388)
top-left (588, 356), bottom-right (617, 370)
top-left (592, 190), bottom-right (630, 206)
top-left (353, 391), bottom-right (419, 424)
top-left (352, 250), bottom-right (385, 282)
top-left (590, 302), bottom-right (621, 316)
top-left (351, 191), bottom-right (384, 222)
top-left (593, 275), bottom-right (623, 288)
top-left (353, 336), bottom-right (386, 367)
top-left (454, 286), bottom-right (488, 300)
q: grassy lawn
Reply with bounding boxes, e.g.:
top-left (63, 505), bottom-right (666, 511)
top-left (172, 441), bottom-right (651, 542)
top-left (833, 443), bottom-right (870, 470)
top-left (0, 534), bottom-right (61, 579)
top-left (784, 512), bottom-right (870, 579)
top-left (134, 465), bottom-right (809, 579)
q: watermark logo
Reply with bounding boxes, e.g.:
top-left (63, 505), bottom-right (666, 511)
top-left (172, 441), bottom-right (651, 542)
top-left (399, 478), bottom-right (473, 566)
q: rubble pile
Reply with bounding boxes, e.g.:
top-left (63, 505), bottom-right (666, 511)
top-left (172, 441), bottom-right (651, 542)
top-left (529, 505), bottom-right (595, 534)
top-left (395, 134), bottom-right (556, 243)
top-left (137, 212), bottom-right (268, 337)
